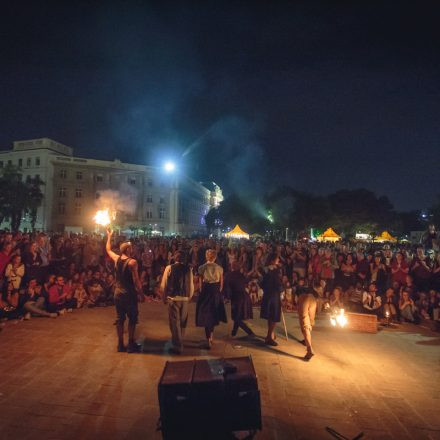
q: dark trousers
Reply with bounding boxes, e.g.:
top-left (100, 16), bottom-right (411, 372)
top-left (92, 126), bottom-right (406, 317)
top-left (232, 320), bottom-right (253, 335)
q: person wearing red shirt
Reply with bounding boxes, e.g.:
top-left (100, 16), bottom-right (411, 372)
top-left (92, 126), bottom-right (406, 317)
top-left (47, 275), bottom-right (76, 313)
top-left (390, 252), bottom-right (409, 286)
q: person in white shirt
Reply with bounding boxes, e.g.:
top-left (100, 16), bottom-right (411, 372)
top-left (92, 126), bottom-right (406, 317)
top-left (160, 251), bottom-right (194, 354)
top-left (362, 283), bottom-right (382, 315)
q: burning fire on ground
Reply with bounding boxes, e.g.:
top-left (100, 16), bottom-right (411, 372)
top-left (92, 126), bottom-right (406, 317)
top-left (330, 308), bottom-right (348, 328)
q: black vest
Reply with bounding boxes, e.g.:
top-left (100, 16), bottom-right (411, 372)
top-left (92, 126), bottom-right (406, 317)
top-left (115, 257), bottom-right (135, 294)
top-left (167, 263), bottom-right (188, 297)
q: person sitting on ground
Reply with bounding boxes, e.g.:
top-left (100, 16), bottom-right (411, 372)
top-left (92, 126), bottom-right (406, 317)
top-left (329, 287), bottom-right (344, 310)
top-left (71, 279), bottom-right (89, 308)
top-left (362, 283), bottom-right (382, 316)
top-left (347, 281), bottom-right (364, 313)
top-left (22, 278), bottom-right (57, 319)
top-left (399, 289), bottom-right (419, 323)
top-left (0, 281), bottom-right (20, 320)
top-left (86, 271), bottom-right (107, 306)
top-left (382, 287), bottom-right (398, 322)
top-left (5, 254), bottom-right (25, 290)
top-left (47, 275), bottom-right (72, 314)
top-left (103, 273), bottom-right (115, 304)
top-left (415, 292), bottom-right (430, 320)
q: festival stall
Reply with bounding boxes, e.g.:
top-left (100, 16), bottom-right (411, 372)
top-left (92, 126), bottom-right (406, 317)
top-left (225, 224), bottom-right (250, 240)
top-left (374, 230), bottom-right (397, 243)
top-left (316, 227), bottom-right (341, 242)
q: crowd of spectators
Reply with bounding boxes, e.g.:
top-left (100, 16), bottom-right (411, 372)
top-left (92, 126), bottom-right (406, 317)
top-left (0, 230), bottom-right (439, 329)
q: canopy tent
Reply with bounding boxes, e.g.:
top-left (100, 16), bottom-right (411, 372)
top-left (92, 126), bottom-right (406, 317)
top-left (316, 227), bottom-right (341, 242)
top-left (225, 224), bottom-right (250, 240)
top-left (374, 230), bottom-right (397, 243)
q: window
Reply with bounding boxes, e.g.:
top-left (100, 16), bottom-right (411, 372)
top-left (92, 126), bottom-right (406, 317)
top-left (159, 207), bottom-right (166, 219)
top-left (36, 157), bottom-right (40, 166)
top-left (147, 179), bottom-right (153, 187)
top-left (146, 194), bottom-right (153, 203)
top-left (58, 203), bottom-right (65, 215)
top-left (146, 209), bottom-right (153, 219)
top-left (8, 160), bottom-right (12, 166)
top-left (74, 202), bottom-right (81, 215)
top-left (18, 158), bottom-right (22, 167)
top-left (58, 187), bottom-right (66, 198)
top-left (26, 158), bottom-right (31, 167)
top-left (75, 188), bottom-right (82, 198)
top-left (35, 174), bottom-right (40, 180)
top-left (159, 196), bottom-right (165, 204)
top-left (128, 176), bottom-right (136, 185)
top-left (76, 171), bottom-right (82, 180)
top-left (60, 169), bottom-right (67, 179)
top-left (0, 161), bottom-right (3, 168)
top-left (95, 175), bottom-right (103, 182)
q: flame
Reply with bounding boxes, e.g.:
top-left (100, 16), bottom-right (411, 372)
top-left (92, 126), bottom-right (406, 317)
top-left (330, 308), bottom-right (348, 328)
top-left (336, 308), bottom-right (347, 327)
top-left (385, 311), bottom-right (390, 318)
top-left (94, 209), bottom-right (111, 226)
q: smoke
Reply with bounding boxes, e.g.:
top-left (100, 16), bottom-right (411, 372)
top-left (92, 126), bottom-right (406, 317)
top-left (187, 115), bottom-right (268, 196)
top-left (95, 182), bottom-right (137, 216)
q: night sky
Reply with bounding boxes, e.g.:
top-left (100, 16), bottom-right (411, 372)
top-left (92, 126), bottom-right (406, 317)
top-left (1, 1), bottom-right (439, 211)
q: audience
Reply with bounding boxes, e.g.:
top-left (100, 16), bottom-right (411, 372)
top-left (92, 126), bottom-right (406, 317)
top-left (0, 230), bottom-right (439, 332)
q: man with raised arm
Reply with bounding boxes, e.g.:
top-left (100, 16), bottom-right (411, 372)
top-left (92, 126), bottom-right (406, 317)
top-left (105, 229), bottom-right (143, 353)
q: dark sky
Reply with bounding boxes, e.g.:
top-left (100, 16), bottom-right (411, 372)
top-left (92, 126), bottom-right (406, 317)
top-left (1, 1), bottom-right (439, 211)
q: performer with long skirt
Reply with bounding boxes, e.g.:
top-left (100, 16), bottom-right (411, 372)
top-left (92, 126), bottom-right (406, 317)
top-left (260, 254), bottom-right (283, 346)
top-left (196, 249), bottom-right (227, 349)
top-left (224, 260), bottom-right (254, 337)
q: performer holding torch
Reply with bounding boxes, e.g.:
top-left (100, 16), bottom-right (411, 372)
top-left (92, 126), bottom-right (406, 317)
top-left (105, 229), bottom-right (143, 353)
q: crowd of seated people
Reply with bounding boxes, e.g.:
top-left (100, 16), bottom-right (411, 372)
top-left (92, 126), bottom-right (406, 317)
top-left (0, 230), bottom-right (439, 329)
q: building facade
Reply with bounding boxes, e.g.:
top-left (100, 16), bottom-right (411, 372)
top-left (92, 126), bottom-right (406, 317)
top-left (0, 138), bottom-right (223, 235)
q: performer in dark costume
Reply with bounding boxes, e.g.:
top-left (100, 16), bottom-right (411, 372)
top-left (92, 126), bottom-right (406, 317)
top-left (106, 229), bottom-right (143, 353)
top-left (260, 254), bottom-right (283, 346)
top-left (196, 249), bottom-right (227, 349)
top-left (224, 260), bottom-right (254, 337)
top-left (160, 251), bottom-right (194, 354)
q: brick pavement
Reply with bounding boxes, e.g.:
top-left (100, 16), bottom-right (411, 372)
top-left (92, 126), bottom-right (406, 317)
top-left (0, 302), bottom-right (439, 440)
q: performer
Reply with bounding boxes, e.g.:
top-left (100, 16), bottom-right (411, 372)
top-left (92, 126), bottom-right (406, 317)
top-left (224, 260), bottom-right (254, 337)
top-left (105, 229), bottom-right (143, 353)
top-left (260, 254), bottom-right (283, 346)
top-left (196, 249), bottom-right (227, 349)
top-left (160, 251), bottom-right (194, 354)
top-left (297, 281), bottom-right (318, 361)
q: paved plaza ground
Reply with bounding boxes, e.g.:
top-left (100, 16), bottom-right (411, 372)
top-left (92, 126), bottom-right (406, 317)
top-left (0, 301), bottom-right (439, 440)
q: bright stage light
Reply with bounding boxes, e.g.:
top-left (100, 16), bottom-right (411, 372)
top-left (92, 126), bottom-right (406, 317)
top-left (164, 161), bottom-right (176, 172)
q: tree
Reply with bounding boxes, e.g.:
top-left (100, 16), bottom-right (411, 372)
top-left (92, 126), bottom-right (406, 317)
top-left (0, 164), bottom-right (45, 232)
top-left (26, 175), bottom-right (45, 230)
top-left (327, 189), bottom-right (396, 236)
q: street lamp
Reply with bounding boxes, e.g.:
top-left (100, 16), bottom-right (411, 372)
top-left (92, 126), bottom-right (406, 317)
top-left (164, 161), bottom-right (176, 173)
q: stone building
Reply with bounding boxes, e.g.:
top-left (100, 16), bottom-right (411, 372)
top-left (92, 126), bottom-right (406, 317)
top-left (0, 138), bottom-right (223, 235)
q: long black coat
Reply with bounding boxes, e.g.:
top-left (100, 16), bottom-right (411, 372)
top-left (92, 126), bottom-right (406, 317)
top-left (260, 266), bottom-right (283, 323)
top-left (224, 270), bottom-right (253, 322)
top-left (196, 282), bottom-right (227, 328)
